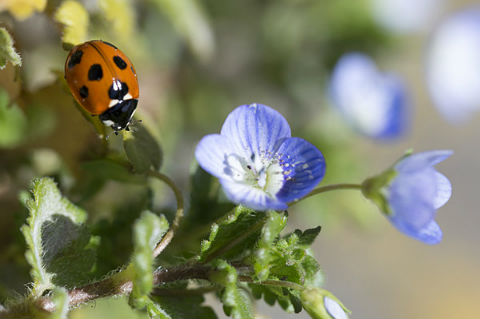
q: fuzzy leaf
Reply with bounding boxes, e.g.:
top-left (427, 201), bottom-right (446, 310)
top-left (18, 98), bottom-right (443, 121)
top-left (149, 0), bottom-right (214, 62)
top-left (252, 210), bottom-right (287, 280)
top-left (150, 294), bottom-right (217, 319)
top-left (21, 177), bottom-right (97, 296)
top-left (198, 206), bottom-right (266, 262)
top-left (123, 124), bottom-right (163, 173)
top-left (54, 0), bottom-right (89, 48)
top-left (0, 89), bottom-right (27, 148)
top-left (129, 211), bottom-right (169, 309)
top-left (210, 260), bottom-right (253, 319)
top-left (0, 27), bottom-right (21, 69)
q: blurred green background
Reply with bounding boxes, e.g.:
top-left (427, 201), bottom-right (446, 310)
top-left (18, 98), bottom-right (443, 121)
top-left (0, 0), bottom-right (479, 317)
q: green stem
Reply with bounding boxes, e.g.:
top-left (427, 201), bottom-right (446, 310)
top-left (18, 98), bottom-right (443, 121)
top-left (147, 170), bottom-right (184, 258)
top-left (238, 276), bottom-right (304, 291)
top-left (289, 183), bottom-right (362, 207)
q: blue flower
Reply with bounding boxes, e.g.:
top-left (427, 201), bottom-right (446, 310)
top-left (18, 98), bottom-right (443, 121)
top-left (363, 150), bottom-right (452, 244)
top-left (426, 8), bottom-right (480, 122)
top-left (195, 103), bottom-right (326, 211)
top-left (329, 53), bottom-right (409, 140)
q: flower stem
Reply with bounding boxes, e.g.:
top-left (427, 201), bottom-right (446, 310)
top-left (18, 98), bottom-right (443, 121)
top-left (147, 170), bottom-right (184, 258)
top-left (238, 275), bottom-right (304, 291)
top-left (289, 183), bottom-right (362, 207)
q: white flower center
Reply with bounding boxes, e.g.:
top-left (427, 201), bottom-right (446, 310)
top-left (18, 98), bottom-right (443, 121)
top-left (224, 152), bottom-right (285, 197)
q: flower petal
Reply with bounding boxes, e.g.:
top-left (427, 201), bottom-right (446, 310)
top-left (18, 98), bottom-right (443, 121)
top-left (388, 170), bottom-right (437, 231)
top-left (275, 137), bottom-right (326, 203)
top-left (434, 172), bottom-right (452, 209)
top-left (219, 178), bottom-right (288, 211)
top-left (412, 220), bottom-right (443, 245)
top-left (220, 104), bottom-right (291, 158)
top-left (395, 150), bottom-right (453, 173)
top-left (330, 53), bottom-right (408, 140)
top-left (195, 134), bottom-right (236, 179)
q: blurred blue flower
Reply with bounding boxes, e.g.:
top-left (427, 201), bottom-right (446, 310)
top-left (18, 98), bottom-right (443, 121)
top-left (195, 103), bottom-right (326, 211)
top-left (371, 0), bottom-right (444, 34)
top-left (363, 150), bottom-right (452, 244)
top-left (427, 8), bottom-right (480, 122)
top-left (330, 53), bottom-right (408, 140)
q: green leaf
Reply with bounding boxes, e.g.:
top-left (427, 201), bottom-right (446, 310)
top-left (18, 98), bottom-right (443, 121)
top-left (54, 0), bottom-right (89, 48)
top-left (198, 206), bottom-right (266, 262)
top-left (0, 27), bottom-right (21, 69)
top-left (123, 124), bottom-right (163, 173)
top-left (129, 211), bottom-right (169, 310)
top-left (21, 177), bottom-right (97, 296)
top-left (295, 226), bottom-right (322, 248)
top-left (81, 158), bottom-right (146, 184)
top-left (252, 210), bottom-right (287, 280)
top-left (186, 165), bottom-right (234, 227)
top-left (150, 294), bottom-right (217, 319)
top-left (210, 260), bottom-right (253, 319)
top-left (0, 89), bottom-right (27, 148)
top-left (149, 0), bottom-right (214, 62)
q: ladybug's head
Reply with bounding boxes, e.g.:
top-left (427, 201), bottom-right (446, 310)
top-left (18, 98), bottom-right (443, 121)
top-left (99, 99), bottom-right (138, 132)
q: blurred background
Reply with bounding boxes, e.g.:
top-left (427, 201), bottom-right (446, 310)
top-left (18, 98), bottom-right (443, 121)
top-left (0, 0), bottom-right (479, 317)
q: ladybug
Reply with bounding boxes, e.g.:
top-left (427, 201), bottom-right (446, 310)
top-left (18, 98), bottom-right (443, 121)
top-left (64, 40), bottom-right (139, 132)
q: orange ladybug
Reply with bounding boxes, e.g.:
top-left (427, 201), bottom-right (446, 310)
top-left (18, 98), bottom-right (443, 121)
top-left (64, 40), bottom-right (139, 132)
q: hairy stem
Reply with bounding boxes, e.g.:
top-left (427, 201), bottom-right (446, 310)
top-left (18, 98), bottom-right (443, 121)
top-left (238, 275), bottom-right (305, 291)
top-left (147, 170), bottom-right (184, 258)
top-left (289, 183), bottom-right (362, 207)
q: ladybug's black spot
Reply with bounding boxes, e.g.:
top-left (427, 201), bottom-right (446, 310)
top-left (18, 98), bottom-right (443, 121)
top-left (68, 50), bottom-right (83, 69)
top-left (101, 41), bottom-right (117, 49)
top-left (88, 64), bottom-right (103, 81)
top-left (79, 86), bottom-right (88, 98)
top-left (113, 56), bottom-right (127, 70)
top-left (108, 81), bottom-right (129, 100)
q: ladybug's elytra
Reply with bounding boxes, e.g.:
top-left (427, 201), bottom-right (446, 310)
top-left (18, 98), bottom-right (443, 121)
top-left (64, 40), bottom-right (139, 132)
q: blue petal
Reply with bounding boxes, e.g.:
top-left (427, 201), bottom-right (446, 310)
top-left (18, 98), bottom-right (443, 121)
top-left (375, 75), bottom-right (409, 140)
top-left (220, 104), bottom-right (291, 158)
top-left (395, 150), bottom-right (453, 173)
top-left (388, 170), bottom-right (437, 231)
top-left (330, 53), bottom-right (408, 140)
top-left (274, 137), bottom-right (326, 203)
top-left (219, 178), bottom-right (288, 211)
top-left (195, 134), bottom-right (236, 179)
top-left (414, 220), bottom-right (443, 245)
top-left (433, 172), bottom-right (452, 209)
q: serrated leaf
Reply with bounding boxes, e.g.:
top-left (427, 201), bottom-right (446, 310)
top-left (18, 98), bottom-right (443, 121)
top-left (123, 124), bottom-right (163, 173)
top-left (0, 88), bottom-right (27, 148)
top-left (129, 211), bottom-right (169, 309)
top-left (250, 284), bottom-right (301, 314)
top-left (54, 0), bottom-right (89, 48)
top-left (210, 260), bottom-right (253, 319)
top-left (0, 27), bottom-right (21, 69)
top-left (149, 0), bottom-right (214, 62)
top-left (150, 294), bottom-right (217, 319)
top-left (295, 226), bottom-right (322, 247)
top-left (21, 177), bottom-right (97, 296)
top-left (198, 206), bottom-right (266, 262)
